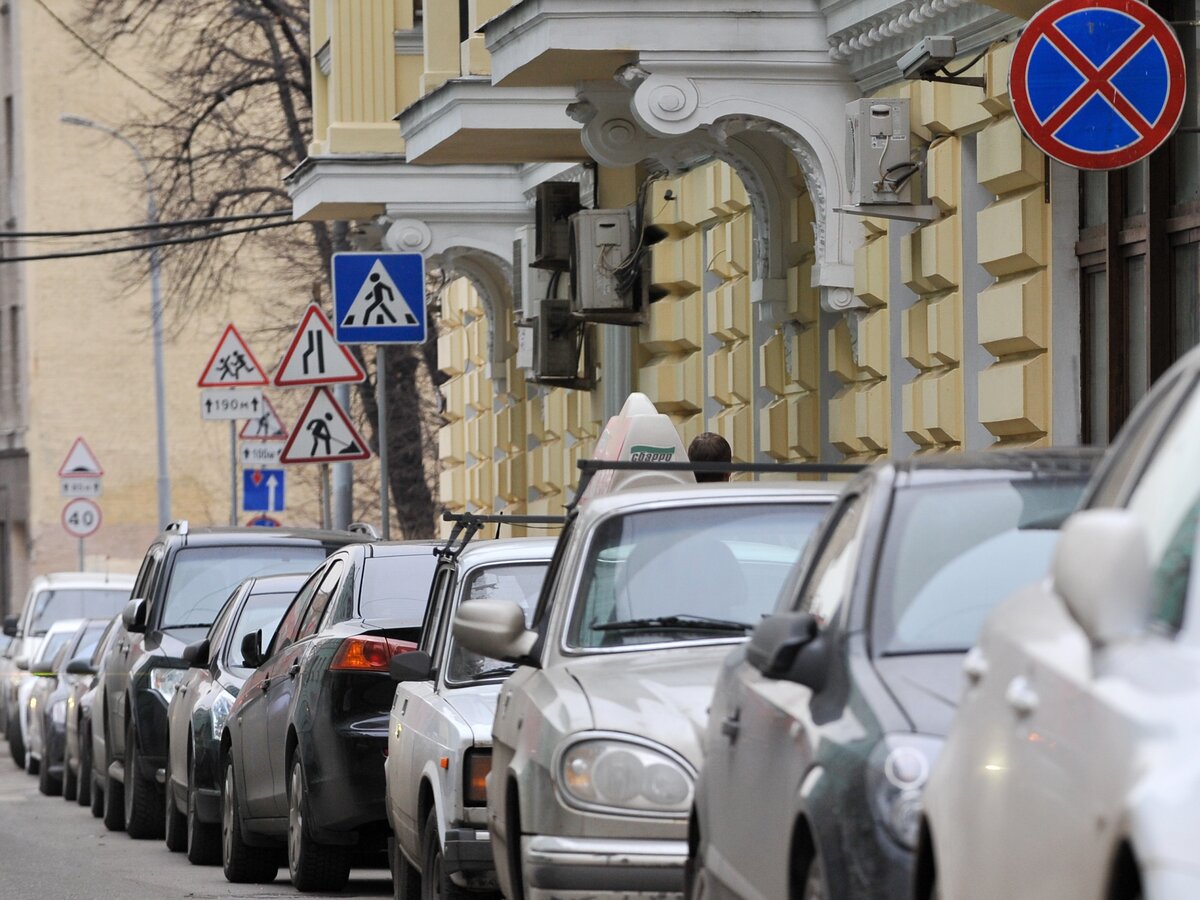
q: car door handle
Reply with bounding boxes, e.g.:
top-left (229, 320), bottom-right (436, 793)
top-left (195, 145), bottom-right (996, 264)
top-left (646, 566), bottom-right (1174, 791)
top-left (288, 663), bottom-right (301, 678)
top-left (260, 678), bottom-right (271, 692)
top-left (1005, 676), bottom-right (1039, 716)
top-left (177, 685), bottom-right (187, 695)
top-left (963, 646), bottom-right (988, 685)
top-left (720, 711), bottom-right (740, 741)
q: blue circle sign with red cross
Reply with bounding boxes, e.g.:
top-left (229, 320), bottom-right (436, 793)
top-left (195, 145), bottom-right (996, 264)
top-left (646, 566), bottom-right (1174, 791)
top-left (1010, 0), bottom-right (1187, 170)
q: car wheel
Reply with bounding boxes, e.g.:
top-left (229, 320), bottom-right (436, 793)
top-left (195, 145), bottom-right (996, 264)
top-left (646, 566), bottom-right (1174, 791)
top-left (63, 748), bottom-right (78, 802)
top-left (221, 759), bottom-right (278, 883)
top-left (390, 835), bottom-right (422, 900)
top-left (287, 756), bottom-right (350, 892)
top-left (76, 728), bottom-right (92, 808)
top-left (421, 808), bottom-right (472, 900)
top-left (685, 846), bottom-right (716, 900)
top-left (37, 746), bottom-right (61, 796)
top-left (186, 749), bottom-right (221, 865)
top-left (102, 730), bottom-right (126, 832)
top-left (164, 754), bottom-right (187, 851)
top-left (6, 709), bottom-right (24, 768)
top-left (24, 740), bottom-right (39, 775)
top-left (801, 854), bottom-right (828, 900)
top-left (124, 719), bottom-right (163, 839)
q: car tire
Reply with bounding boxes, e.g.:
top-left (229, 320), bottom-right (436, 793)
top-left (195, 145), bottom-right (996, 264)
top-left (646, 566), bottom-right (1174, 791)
top-left (801, 854), bottom-right (828, 900)
top-left (390, 835), bottom-right (422, 900)
top-left (6, 709), bottom-right (25, 768)
top-left (25, 746), bottom-right (39, 776)
top-left (77, 730), bottom-right (92, 808)
top-left (164, 754), bottom-right (187, 852)
top-left (186, 750), bottom-right (221, 865)
top-left (222, 759), bottom-right (278, 884)
top-left (421, 808), bottom-right (472, 900)
top-left (124, 719), bottom-right (163, 839)
top-left (37, 746), bottom-right (61, 796)
top-left (63, 750), bottom-right (78, 802)
top-left (287, 757), bottom-right (350, 892)
top-left (102, 732), bottom-right (126, 832)
top-left (684, 844), bottom-right (716, 900)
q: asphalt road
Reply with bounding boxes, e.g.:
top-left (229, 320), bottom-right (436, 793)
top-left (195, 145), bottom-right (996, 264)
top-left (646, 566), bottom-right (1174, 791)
top-left (0, 740), bottom-right (392, 900)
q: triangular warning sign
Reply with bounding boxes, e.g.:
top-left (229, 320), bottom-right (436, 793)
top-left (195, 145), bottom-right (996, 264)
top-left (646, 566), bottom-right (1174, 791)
top-left (198, 324), bottom-right (269, 387)
top-left (239, 395), bottom-right (289, 442)
top-left (281, 387), bottom-right (371, 464)
top-left (59, 437), bottom-right (104, 478)
top-left (274, 305), bottom-right (366, 387)
top-left (339, 259), bottom-right (421, 329)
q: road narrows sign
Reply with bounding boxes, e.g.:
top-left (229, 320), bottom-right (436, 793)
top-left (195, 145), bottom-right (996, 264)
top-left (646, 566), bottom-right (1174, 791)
top-left (1009, 0), bottom-right (1187, 170)
top-left (197, 323), bottom-right (269, 387)
top-left (332, 253), bottom-right (427, 345)
top-left (274, 304), bottom-right (367, 387)
top-left (281, 387), bottom-right (372, 464)
top-left (62, 498), bottom-right (101, 538)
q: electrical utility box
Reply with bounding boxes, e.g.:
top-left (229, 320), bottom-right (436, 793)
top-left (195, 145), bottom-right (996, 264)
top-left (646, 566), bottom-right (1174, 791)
top-left (846, 98), bottom-right (913, 205)
top-left (534, 299), bottom-right (583, 379)
top-left (533, 182), bottom-right (581, 270)
top-left (513, 225), bottom-right (554, 320)
top-left (570, 208), bottom-right (634, 318)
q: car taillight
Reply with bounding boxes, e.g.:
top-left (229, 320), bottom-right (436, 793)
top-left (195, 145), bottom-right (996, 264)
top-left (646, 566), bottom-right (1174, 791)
top-left (330, 636), bottom-right (417, 672)
top-left (463, 749), bottom-right (491, 806)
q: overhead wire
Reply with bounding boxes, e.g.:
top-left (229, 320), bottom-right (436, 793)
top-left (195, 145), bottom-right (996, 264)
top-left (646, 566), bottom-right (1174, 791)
top-left (0, 209), bottom-right (294, 240)
top-left (0, 220), bottom-right (300, 264)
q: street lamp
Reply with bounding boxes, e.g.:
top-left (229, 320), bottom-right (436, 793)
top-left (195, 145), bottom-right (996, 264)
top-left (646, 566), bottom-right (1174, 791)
top-left (61, 114), bottom-right (172, 530)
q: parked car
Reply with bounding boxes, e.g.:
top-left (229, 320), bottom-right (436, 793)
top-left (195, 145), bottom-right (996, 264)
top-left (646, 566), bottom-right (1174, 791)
top-left (686, 449), bottom-right (1098, 900)
top-left (18, 618), bottom-right (86, 777)
top-left (454, 482), bottom-right (837, 900)
top-left (29, 618), bottom-right (110, 796)
top-left (918, 349), bottom-right (1200, 899)
top-left (65, 616), bottom-right (123, 809)
top-left (164, 572), bottom-right (307, 864)
top-left (1, 571), bottom-right (133, 765)
top-left (387, 535), bottom-right (556, 900)
top-left (96, 521), bottom-right (360, 839)
top-left (221, 540), bottom-right (439, 891)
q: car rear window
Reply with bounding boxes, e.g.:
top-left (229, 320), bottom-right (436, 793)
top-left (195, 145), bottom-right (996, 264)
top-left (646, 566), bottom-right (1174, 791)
top-left (160, 546), bottom-right (326, 630)
top-left (29, 589), bottom-right (129, 636)
top-left (872, 477), bottom-right (1089, 655)
top-left (358, 553), bottom-right (439, 625)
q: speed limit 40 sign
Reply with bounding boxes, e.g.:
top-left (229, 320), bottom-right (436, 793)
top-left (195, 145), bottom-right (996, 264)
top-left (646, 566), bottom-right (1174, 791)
top-left (62, 498), bottom-right (101, 538)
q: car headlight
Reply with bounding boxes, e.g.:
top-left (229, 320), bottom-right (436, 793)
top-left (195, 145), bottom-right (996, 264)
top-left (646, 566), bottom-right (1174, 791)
top-left (210, 687), bottom-right (235, 741)
top-left (50, 699), bottom-right (67, 726)
top-left (150, 667), bottom-right (187, 703)
top-left (557, 737), bottom-right (694, 817)
top-left (866, 733), bottom-right (943, 850)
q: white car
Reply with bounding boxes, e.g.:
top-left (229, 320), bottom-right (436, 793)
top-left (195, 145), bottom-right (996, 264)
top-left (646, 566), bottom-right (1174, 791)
top-left (919, 344), bottom-right (1200, 900)
top-left (386, 536), bottom-right (556, 899)
top-left (18, 618), bottom-right (85, 776)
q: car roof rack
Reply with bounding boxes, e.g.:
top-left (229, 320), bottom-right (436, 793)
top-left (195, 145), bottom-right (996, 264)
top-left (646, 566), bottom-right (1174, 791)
top-left (164, 519), bottom-right (189, 535)
top-left (437, 511), bottom-right (567, 559)
top-left (347, 522), bottom-right (380, 539)
top-left (570, 460), bottom-right (866, 510)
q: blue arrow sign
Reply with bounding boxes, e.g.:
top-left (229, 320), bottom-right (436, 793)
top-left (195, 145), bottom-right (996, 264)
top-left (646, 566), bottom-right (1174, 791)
top-left (243, 468), bottom-right (285, 513)
top-left (332, 252), bottom-right (427, 344)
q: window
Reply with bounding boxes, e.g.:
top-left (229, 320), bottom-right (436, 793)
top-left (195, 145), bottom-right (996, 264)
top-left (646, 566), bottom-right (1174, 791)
top-left (795, 495), bottom-right (865, 626)
top-left (28, 588), bottom-right (129, 636)
top-left (445, 563), bottom-right (548, 684)
top-left (267, 569), bottom-right (322, 658)
top-left (227, 589), bottom-right (296, 671)
top-left (297, 561), bottom-right (343, 639)
top-left (356, 553), bottom-right (438, 625)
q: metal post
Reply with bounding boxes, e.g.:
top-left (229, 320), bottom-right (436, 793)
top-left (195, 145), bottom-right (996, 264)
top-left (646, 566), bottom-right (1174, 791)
top-left (78, 539), bottom-right (84, 571)
top-left (376, 346), bottom-right (390, 539)
top-left (332, 385), bottom-right (353, 530)
top-left (320, 464), bottom-right (332, 530)
top-left (229, 421), bottom-right (238, 526)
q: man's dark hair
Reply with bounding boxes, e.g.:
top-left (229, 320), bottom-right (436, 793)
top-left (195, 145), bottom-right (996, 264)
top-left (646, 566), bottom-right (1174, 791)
top-left (688, 432), bottom-right (732, 482)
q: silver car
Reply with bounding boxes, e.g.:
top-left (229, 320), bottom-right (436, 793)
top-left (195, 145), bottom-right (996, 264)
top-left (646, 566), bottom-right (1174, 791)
top-left (455, 483), bottom-right (837, 900)
top-left (387, 537), bottom-right (556, 899)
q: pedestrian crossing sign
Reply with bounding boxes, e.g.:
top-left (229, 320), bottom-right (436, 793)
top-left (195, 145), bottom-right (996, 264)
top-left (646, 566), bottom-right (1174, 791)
top-left (332, 252), bottom-right (426, 345)
top-left (280, 387), bottom-right (371, 465)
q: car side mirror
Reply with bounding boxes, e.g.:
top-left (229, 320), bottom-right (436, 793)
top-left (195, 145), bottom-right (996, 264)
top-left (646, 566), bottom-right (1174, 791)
top-left (182, 638), bottom-right (211, 669)
top-left (121, 598), bottom-right (148, 634)
top-left (2, 615), bottom-right (17, 637)
top-left (65, 656), bottom-right (96, 676)
top-left (240, 630), bottom-right (263, 669)
top-left (14, 657), bottom-right (28, 671)
top-left (1053, 509), bottom-right (1152, 646)
top-left (32, 659), bottom-right (56, 677)
top-left (453, 600), bottom-right (537, 664)
top-left (390, 650), bottom-right (434, 683)
top-left (747, 612), bottom-right (827, 689)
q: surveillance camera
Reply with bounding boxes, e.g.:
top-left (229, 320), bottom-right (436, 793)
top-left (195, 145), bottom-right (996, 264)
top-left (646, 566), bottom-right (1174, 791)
top-left (898, 35), bottom-right (958, 80)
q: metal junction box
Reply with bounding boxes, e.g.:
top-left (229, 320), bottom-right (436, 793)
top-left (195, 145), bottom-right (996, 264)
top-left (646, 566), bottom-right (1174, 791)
top-left (846, 98), bottom-right (913, 205)
top-left (569, 209), bottom-right (634, 316)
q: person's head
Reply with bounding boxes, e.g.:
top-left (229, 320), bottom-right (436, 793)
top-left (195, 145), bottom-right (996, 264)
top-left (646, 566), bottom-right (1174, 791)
top-left (688, 432), bottom-right (732, 482)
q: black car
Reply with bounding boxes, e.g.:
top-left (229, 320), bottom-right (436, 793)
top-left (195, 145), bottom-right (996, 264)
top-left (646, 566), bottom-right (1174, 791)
top-left (164, 572), bottom-right (306, 864)
top-left (687, 449), bottom-right (1100, 900)
top-left (33, 617), bottom-right (110, 797)
top-left (95, 520), bottom-right (362, 839)
top-left (222, 540), bottom-right (438, 892)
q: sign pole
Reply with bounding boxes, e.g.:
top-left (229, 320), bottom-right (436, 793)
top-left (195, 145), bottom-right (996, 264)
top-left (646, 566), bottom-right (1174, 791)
top-left (229, 421), bottom-right (238, 526)
top-left (376, 346), bottom-right (390, 540)
top-left (321, 463), bottom-right (332, 529)
top-left (78, 538), bottom-right (84, 571)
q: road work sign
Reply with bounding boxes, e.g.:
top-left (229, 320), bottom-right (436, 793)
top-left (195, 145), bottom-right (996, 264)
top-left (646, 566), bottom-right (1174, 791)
top-left (281, 387), bottom-right (371, 464)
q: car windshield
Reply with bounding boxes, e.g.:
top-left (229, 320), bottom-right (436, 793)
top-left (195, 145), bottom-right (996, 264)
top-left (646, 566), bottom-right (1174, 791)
top-left (68, 623), bottom-right (109, 667)
top-left (358, 554), bottom-right (439, 624)
top-left (873, 478), bottom-right (1088, 655)
top-left (29, 589), bottom-right (129, 636)
top-left (567, 502), bottom-right (827, 650)
top-left (226, 591), bottom-right (294, 672)
top-left (159, 546), bottom-right (326, 630)
top-left (35, 630), bottom-right (76, 669)
top-left (446, 563), bottom-right (549, 684)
